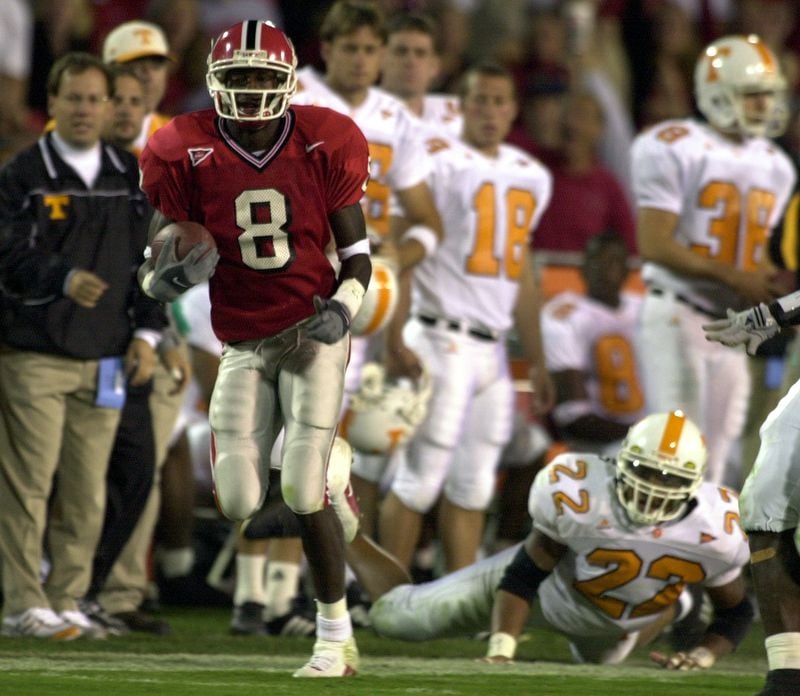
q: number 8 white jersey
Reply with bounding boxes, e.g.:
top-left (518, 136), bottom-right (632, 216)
top-left (530, 453), bottom-right (749, 638)
top-left (412, 135), bottom-right (552, 333)
top-left (631, 118), bottom-right (795, 314)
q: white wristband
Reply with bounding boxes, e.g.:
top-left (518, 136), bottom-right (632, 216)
top-left (336, 238), bottom-right (371, 261)
top-left (766, 632), bottom-right (800, 670)
top-left (402, 224), bottom-right (439, 259)
top-left (332, 277), bottom-right (366, 320)
top-left (487, 632), bottom-right (517, 660)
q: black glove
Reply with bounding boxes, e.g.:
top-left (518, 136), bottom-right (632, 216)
top-left (306, 295), bottom-right (350, 343)
top-left (142, 234), bottom-right (219, 302)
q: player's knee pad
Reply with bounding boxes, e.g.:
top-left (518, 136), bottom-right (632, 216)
top-left (280, 433), bottom-right (329, 515)
top-left (211, 439), bottom-right (265, 520)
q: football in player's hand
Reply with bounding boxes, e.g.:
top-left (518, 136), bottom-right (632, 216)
top-left (150, 221), bottom-right (216, 262)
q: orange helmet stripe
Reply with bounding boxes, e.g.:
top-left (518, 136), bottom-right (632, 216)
top-left (658, 411), bottom-right (686, 457)
top-left (362, 263), bottom-right (393, 334)
top-left (749, 37), bottom-right (777, 74)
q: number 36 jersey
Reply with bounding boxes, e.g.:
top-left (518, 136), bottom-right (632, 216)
top-left (139, 106), bottom-right (369, 343)
top-left (530, 453), bottom-right (749, 638)
top-left (631, 118), bottom-right (795, 314)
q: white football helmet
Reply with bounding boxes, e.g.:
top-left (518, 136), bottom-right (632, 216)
top-left (615, 411), bottom-right (707, 525)
top-left (350, 255), bottom-right (399, 336)
top-left (340, 363), bottom-right (432, 454)
top-left (694, 34), bottom-right (788, 138)
top-left (206, 20), bottom-right (298, 122)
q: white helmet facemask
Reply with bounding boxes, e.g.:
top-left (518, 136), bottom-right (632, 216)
top-left (615, 411), bottom-right (707, 525)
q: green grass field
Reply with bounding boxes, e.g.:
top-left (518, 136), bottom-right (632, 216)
top-left (0, 607), bottom-right (768, 695)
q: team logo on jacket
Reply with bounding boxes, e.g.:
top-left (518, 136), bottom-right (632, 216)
top-left (44, 194), bottom-right (69, 220)
top-left (188, 148), bottom-right (214, 166)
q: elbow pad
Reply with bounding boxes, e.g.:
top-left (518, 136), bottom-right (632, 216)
top-left (706, 595), bottom-right (755, 648)
top-left (497, 544), bottom-right (550, 603)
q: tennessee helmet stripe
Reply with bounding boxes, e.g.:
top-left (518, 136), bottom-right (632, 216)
top-left (658, 411), bottom-right (686, 457)
top-left (362, 264), bottom-right (392, 334)
top-left (749, 36), bottom-right (777, 74)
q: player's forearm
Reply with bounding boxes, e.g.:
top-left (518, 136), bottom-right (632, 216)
top-left (490, 589), bottom-right (532, 638)
top-left (768, 288), bottom-right (800, 327)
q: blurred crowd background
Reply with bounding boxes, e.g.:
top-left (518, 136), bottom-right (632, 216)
top-left (3, 0), bottom-right (800, 174)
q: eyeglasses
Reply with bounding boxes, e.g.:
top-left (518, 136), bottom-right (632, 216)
top-left (59, 94), bottom-right (110, 106)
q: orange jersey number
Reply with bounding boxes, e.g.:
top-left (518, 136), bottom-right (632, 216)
top-left (691, 181), bottom-right (776, 270)
top-left (466, 183), bottom-right (537, 279)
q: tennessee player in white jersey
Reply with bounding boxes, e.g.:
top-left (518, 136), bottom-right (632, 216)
top-left (351, 412), bottom-right (753, 672)
top-left (703, 270), bottom-right (800, 695)
top-left (632, 35), bottom-right (796, 486)
top-left (291, 2), bottom-right (443, 411)
top-left (377, 64), bottom-right (555, 574)
top-left (380, 13), bottom-right (462, 138)
top-left (542, 233), bottom-right (645, 456)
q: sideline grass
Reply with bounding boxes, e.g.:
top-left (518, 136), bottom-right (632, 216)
top-left (0, 607), bottom-right (767, 695)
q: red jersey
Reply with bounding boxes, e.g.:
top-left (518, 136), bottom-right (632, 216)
top-left (140, 106), bottom-right (369, 341)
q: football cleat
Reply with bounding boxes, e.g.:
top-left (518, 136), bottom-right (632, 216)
top-left (230, 601), bottom-right (267, 636)
top-left (326, 436), bottom-right (361, 543)
top-left (59, 609), bottom-right (109, 640)
top-left (265, 600), bottom-right (316, 637)
top-left (1, 607), bottom-right (82, 640)
top-left (77, 599), bottom-right (130, 637)
top-left (293, 636), bottom-right (359, 677)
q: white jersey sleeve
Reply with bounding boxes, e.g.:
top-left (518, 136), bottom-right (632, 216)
top-left (631, 122), bottom-right (689, 215)
top-left (541, 292), bottom-right (592, 373)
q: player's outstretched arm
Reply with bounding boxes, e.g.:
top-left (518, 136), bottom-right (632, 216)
top-left (481, 530), bottom-right (566, 664)
top-left (650, 575), bottom-right (754, 670)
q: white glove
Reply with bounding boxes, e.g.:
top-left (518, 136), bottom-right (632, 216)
top-left (651, 646), bottom-right (716, 671)
top-left (142, 234), bottom-right (219, 302)
top-left (702, 303), bottom-right (779, 356)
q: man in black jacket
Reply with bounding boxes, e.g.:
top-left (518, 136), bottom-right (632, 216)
top-left (0, 52), bottom-right (166, 639)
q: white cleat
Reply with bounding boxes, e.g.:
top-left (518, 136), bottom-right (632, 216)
top-left (293, 636), bottom-right (359, 677)
top-left (327, 436), bottom-right (361, 543)
top-left (1, 607), bottom-right (82, 640)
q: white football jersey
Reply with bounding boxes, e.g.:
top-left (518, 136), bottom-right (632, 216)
top-left (632, 118), bottom-right (796, 313)
top-left (419, 93), bottom-right (462, 137)
top-left (542, 291), bottom-right (645, 425)
top-left (412, 135), bottom-right (552, 333)
top-left (531, 453), bottom-right (749, 638)
top-left (293, 67), bottom-right (431, 238)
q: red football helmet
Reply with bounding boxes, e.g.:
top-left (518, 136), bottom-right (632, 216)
top-left (206, 20), bottom-right (297, 122)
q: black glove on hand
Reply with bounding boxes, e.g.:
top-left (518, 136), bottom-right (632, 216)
top-left (143, 234), bottom-right (220, 302)
top-left (306, 295), bottom-right (350, 343)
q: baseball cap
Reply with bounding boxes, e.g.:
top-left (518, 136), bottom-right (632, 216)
top-left (103, 21), bottom-right (170, 64)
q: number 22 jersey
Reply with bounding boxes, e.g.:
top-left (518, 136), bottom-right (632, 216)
top-left (531, 453), bottom-right (749, 638)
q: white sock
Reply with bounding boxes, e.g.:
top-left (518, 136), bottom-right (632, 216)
top-left (159, 547), bottom-right (195, 579)
top-left (263, 561), bottom-right (300, 619)
top-left (316, 599), bottom-right (352, 641)
top-left (233, 554), bottom-right (266, 606)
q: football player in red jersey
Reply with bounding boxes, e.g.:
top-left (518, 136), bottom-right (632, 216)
top-left (137, 20), bottom-right (370, 678)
